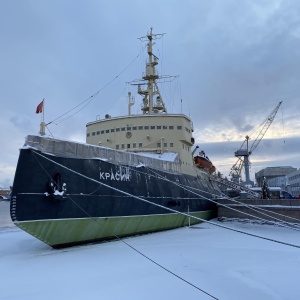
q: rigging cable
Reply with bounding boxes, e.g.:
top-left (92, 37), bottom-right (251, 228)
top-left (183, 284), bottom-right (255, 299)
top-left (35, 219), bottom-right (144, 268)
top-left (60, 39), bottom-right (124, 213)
top-left (46, 48), bottom-right (144, 126)
top-left (46, 125), bottom-right (55, 138)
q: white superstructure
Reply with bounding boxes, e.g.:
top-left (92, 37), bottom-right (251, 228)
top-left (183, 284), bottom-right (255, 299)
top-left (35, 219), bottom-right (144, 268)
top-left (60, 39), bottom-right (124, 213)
top-left (86, 29), bottom-right (196, 175)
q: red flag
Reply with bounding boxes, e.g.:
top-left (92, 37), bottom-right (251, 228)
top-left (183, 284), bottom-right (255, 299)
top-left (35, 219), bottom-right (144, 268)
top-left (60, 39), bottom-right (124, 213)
top-left (36, 100), bottom-right (44, 114)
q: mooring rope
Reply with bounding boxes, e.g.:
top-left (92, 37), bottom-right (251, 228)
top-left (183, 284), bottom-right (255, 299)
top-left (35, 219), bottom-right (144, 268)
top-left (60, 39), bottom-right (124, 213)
top-left (31, 150), bottom-right (219, 300)
top-left (130, 166), bottom-right (300, 231)
top-left (32, 146), bottom-right (300, 233)
top-left (31, 149), bottom-right (300, 249)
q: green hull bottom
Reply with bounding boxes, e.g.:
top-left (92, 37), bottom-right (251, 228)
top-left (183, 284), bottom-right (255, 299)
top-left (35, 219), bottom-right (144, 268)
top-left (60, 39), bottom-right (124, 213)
top-left (14, 210), bottom-right (216, 248)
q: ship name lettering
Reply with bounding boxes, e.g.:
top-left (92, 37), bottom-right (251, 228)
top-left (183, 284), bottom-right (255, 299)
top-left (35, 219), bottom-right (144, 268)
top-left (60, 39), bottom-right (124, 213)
top-left (99, 171), bottom-right (130, 181)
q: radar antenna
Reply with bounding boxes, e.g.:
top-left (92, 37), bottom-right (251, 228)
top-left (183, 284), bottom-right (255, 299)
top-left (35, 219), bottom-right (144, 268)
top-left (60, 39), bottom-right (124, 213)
top-left (130, 28), bottom-right (177, 114)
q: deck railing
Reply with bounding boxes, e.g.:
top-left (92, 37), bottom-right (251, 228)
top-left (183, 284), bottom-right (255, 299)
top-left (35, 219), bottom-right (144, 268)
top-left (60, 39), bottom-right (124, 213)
top-left (24, 135), bottom-right (181, 174)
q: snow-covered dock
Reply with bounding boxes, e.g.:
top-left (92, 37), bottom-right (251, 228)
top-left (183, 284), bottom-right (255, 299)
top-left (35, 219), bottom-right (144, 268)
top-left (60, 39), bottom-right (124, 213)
top-left (1, 201), bottom-right (299, 300)
top-left (218, 198), bottom-right (300, 223)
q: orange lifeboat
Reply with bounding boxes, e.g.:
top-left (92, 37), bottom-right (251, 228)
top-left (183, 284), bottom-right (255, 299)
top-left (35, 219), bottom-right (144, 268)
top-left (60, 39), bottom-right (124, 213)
top-left (194, 155), bottom-right (216, 174)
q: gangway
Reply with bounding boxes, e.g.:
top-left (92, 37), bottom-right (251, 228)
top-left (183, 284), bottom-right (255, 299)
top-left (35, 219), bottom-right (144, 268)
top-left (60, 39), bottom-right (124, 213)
top-left (212, 176), bottom-right (260, 199)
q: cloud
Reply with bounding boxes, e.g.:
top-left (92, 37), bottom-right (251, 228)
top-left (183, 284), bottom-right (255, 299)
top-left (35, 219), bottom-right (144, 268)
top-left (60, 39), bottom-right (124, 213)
top-left (1, 0), bottom-right (300, 186)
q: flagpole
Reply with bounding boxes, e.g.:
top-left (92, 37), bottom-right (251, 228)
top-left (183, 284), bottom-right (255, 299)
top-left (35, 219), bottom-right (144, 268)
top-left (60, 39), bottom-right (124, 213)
top-left (40, 98), bottom-right (46, 136)
top-left (42, 98), bottom-right (45, 124)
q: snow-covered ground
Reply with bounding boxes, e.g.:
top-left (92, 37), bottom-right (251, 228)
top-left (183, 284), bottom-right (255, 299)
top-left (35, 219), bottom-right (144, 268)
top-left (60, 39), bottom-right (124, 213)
top-left (1, 201), bottom-right (299, 300)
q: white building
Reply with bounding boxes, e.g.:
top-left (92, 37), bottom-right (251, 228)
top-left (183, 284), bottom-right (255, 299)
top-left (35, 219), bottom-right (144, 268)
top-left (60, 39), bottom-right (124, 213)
top-left (286, 169), bottom-right (300, 198)
top-left (267, 176), bottom-right (287, 189)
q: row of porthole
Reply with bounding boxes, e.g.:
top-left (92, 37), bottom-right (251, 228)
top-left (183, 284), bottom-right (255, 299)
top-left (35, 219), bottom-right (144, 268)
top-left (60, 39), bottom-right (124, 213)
top-left (87, 125), bottom-right (190, 137)
top-left (115, 142), bottom-right (174, 150)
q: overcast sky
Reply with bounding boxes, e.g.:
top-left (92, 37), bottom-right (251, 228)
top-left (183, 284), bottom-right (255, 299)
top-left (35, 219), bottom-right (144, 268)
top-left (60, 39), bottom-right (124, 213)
top-left (1, 0), bottom-right (300, 188)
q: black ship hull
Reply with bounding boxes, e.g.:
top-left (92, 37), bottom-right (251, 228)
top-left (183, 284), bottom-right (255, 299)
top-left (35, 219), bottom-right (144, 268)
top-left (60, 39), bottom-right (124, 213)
top-left (11, 145), bottom-right (218, 248)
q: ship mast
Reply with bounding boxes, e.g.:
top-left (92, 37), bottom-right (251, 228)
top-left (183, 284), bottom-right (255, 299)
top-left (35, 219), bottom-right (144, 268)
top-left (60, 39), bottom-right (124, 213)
top-left (134, 28), bottom-right (167, 114)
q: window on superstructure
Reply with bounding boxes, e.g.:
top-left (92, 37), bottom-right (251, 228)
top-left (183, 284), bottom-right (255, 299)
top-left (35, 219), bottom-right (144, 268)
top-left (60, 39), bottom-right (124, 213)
top-left (177, 126), bottom-right (182, 130)
top-left (157, 126), bottom-right (161, 129)
top-left (138, 126), bottom-right (143, 130)
top-left (164, 143), bottom-right (167, 147)
top-left (87, 133), bottom-right (90, 137)
top-left (157, 142), bottom-right (161, 147)
top-left (106, 130), bottom-right (109, 133)
top-left (169, 126), bottom-right (174, 130)
top-left (111, 129), bottom-right (115, 132)
top-left (182, 144), bottom-right (185, 149)
top-left (116, 145), bottom-right (119, 149)
top-left (127, 127), bottom-right (131, 131)
top-left (133, 143), bottom-right (136, 148)
top-left (127, 144), bottom-right (130, 148)
top-left (97, 131), bottom-right (100, 135)
top-left (139, 143), bottom-right (142, 148)
top-left (163, 126), bottom-right (167, 129)
top-left (101, 130), bottom-right (104, 134)
top-left (116, 128), bottom-right (120, 132)
top-left (121, 144), bottom-right (125, 149)
top-left (144, 126), bottom-right (149, 130)
top-left (170, 143), bottom-right (173, 147)
top-left (92, 132), bottom-right (95, 136)
top-left (151, 126), bottom-right (155, 130)
top-left (133, 126), bottom-right (137, 130)
top-left (121, 127), bottom-right (125, 131)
